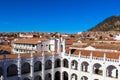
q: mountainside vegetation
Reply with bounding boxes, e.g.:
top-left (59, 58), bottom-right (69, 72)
top-left (89, 16), bottom-right (120, 31)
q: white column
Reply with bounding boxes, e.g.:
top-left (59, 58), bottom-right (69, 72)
top-left (83, 66), bottom-right (86, 71)
top-left (118, 55), bottom-right (120, 80)
top-left (61, 59), bottom-right (63, 80)
top-left (62, 39), bottom-right (65, 53)
top-left (42, 51), bottom-right (45, 80)
top-left (106, 70), bottom-right (109, 77)
top-left (78, 52), bottom-right (81, 80)
top-left (52, 52), bottom-right (55, 80)
top-left (89, 52), bottom-right (93, 80)
top-left (103, 53), bottom-right (106, 80)
top-left (0, 75), bottom-right (4, 80)
top-left (111, 69), bottom-right (116, 78)
top-left (57, 39), bottom-right (60, 53)
top-left (17, 53), bottom-right (21, 80)
top-left (68, 57), bottom-right (71, 80)
top-left (3, 54), bottom-right (7, 80)
top-left (30, 53), bottom-right (34, 80)
top-left (69, 50), bottom-right (71, 57)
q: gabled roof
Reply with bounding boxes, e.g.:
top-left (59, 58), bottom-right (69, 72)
top-left (84, 46), bottom-right (95, 50)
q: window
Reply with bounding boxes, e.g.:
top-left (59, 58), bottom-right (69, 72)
top-left (16, 49), bottom-right (18, 51)
top-left (49, 45), bottom-right (51, 50)
top-left (32, 44), bottom-right (35, 47)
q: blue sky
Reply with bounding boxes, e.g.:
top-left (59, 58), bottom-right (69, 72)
top-left (0, 0), bottom-right (120, 33)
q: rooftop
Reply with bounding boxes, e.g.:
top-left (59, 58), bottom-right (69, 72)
top-left (12, 38), bottom-right (48, 44)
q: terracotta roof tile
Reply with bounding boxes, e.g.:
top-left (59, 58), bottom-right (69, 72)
top-left (72, 49), bottom-right (120, 59)
top-left (12, 38), bottom-right (48, 44)
top-left (0, 45), bottom-right (11, 53)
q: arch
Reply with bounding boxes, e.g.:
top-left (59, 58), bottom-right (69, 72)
top-left (45, 60), bottom-right (52, 70)
top-left (55, 59), bottom-right (61, 68)
top-left (21, 62), bottom-right (30, 74)
top-left (106, 65), bottom-right (118, 78)
top-left (63, 59), bottom-right (69, 68)
top-left (7, 64), bottom-right (18, 77)
top-left (93, 63), bottom-right (102, 75)
top-left (34, 75), bottom-right (42, 80)
top-left (81, 61), bottom-right (89, 72)
top-left (63, 71), bottom-right (68, 80)
top-left (34, 61), bottom-right (42, 72)
top-left (23, 77), bottom-right (30, 80)
top-left (71, 60), bottom-right (78, 70)
top-left (54, 71), bottom-right (60, 80)
top-left (0, 67), bottom-right (3, 76)
top-left (81, 76), bottom-right (88, 80)
top-left (45, 73), bottom-right (51, 80)
top-left (71, 49), bottom-right (76, 54)
top-left (61, 44), bottom-right (63, 52)
top-left (71, 73), bottom-right (77, 80)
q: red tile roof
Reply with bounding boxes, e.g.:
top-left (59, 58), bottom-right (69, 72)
top-left (12, 38), bottom-right (48, 44)
top-left (72, 49), bottom-right (120, 59)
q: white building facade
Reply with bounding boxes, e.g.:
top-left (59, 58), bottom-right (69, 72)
top-left (0, 38), bottom-right (120, 80)
top-left (11, 38), bottom-right (56, 54)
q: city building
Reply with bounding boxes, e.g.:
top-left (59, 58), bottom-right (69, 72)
top-left (0, 38), bottom-right (120, 80)
top-left (11, 38), bottom-right (56, 54)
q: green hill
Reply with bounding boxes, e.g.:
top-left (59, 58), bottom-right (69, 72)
top-left (89, 16), bottom-right (120, 31)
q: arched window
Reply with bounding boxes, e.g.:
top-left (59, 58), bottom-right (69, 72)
top-left (71, 74), bottom-right (77, 80)
top-left (0, 67), bottom-right (3, 76)
top-left (81, 76), bottom-right (88, 80)
top-left (34, 75), bottom-right (42, 80)
top-left (55, 59), bottom-right (61, 68)
top-left (45, 73), bottom-right (51, 80)
top-left (63, 71), bottom-right (68, 80)
top-left (93, 63), bottom-right (102, 75)
top-left (63, 59), bottom-right (69, 68)
top-left (21, 62), bottom-right (30, 74)
top-left (7, 64), bottom-right (18, 77)
top-left (54, 71), bottom-right (60, 80)
top-left (81, 61), bottom-right (89, 72)
top-left (34, 61), bottom-right (42, 72)
top-left (71, 60), bottom-right (78, 70)
top-left (61, 45), bottom-right (63, 52)
top-left (106, 65), bottom-right (118, 78)
top-left (23, 77), bottom-right (30, 80)
top-left (45, 60), bottom-right (52, 70)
